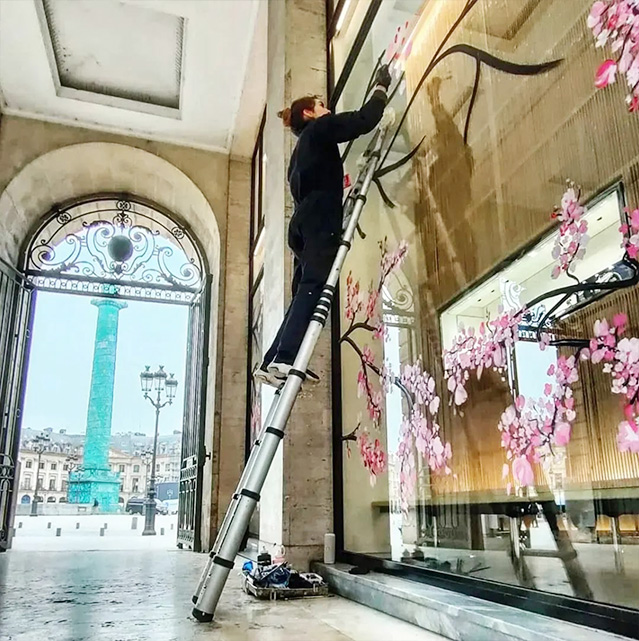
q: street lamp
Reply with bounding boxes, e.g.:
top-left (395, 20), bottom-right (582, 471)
top-left (139, 365), bottom-right (177, 536)
top-left (30, 432), bottom-right (51, 516)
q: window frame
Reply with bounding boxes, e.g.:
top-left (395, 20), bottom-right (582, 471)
top-left (326, 3), bottom-right (638, 635)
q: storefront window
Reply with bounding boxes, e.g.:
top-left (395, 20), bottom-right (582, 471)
top-left (329, 0), bottom-right (376, 81)
top-left (336, 0), bottom-right (639, 616)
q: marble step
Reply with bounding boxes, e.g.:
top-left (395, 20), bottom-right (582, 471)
top-left (311, 562), bottom-right (635, 641)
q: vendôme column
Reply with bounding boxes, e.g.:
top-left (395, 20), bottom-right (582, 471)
top-left (68, 299), bottom-right (127, 509)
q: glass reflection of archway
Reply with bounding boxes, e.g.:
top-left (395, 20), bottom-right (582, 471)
top-left (381, 268), bottom-right (419, 557)
top-left (21, 194), bottom-right (207, 303)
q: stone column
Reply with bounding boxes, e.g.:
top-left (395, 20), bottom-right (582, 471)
top-left (260, 0), bottom-right (331, 570)
top-left (69, 298), bottom-right (126, 508)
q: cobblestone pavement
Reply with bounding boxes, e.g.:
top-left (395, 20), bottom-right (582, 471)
top-left (0, 550), bottom-right (447, 641)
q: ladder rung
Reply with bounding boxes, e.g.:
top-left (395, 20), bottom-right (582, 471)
top-left (522, 548), bottom-right (578, 561)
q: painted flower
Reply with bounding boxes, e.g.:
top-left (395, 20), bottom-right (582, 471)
top-left (512, 456), bottom-right (534, 487)
top-left (588, 1), bottom-right (639, 112)
top-left (617, 419), bottom-right (639, 453)
top-left (620, 207), bottom-right (639, 259)
top-left (595, 59), bottom-right (618, 87)
top-left (550, 183), bottom-right (589, 279)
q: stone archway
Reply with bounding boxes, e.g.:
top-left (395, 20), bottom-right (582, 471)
top-left (0, 142), bottom-right (222, 552)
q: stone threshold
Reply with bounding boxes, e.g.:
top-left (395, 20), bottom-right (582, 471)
top-left (311, 562), bottom-right (633, 641)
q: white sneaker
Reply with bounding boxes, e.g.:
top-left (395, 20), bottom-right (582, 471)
top-left (267, 362), bottom-right (320, 384)
top-left (254, 366), bottom-right (284, 389)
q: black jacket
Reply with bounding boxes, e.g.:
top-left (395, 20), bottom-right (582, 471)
top-left (287, 89), bottom-right (387, 211)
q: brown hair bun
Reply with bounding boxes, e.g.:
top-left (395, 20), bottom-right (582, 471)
top-left (277, 107), bottom-right (292, 128)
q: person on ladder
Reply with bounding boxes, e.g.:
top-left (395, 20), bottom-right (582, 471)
top-left (255, 64), bottom-right (392, 388)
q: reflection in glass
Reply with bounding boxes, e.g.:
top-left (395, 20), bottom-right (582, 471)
top-left (337, 0), bottom-right (639, 611)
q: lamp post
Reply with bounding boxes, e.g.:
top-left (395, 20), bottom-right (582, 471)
top-left (140, 366), bottom-right (177, 536)
top-left (30, 432), bottom-right (51, 516)
top-left (140, 450), bottom-right (153, 494)
top-left (64, 454), bottom-right (79, 500)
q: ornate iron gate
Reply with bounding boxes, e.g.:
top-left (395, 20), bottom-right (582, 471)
top-left (17, 195), bottom-right (211, 549)
top-left (177, 276), bottom-right (211, 551)
top-left (0, 260), bottom-right (34, 552)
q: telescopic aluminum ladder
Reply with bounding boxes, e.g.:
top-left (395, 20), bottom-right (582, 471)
top-left (191, 107), bottom-right (396, 622)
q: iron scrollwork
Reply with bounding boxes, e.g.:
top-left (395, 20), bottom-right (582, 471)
top-left (24, 197), bottom-right (205, 303)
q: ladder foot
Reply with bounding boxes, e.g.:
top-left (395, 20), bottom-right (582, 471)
top-left (192, 607), bottom-right (214, 623)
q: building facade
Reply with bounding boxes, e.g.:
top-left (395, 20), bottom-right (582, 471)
top-left (17, 431), bottom-right (180, 506)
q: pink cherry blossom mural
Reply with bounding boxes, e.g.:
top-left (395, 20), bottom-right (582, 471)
top-left (550, 182), bottom-right (589, 281)
top-left (588, 1), bottom-right (639, 112)
top-left (341, 239), bottom-right (451, 499)
top-left (443, 183), bottom-right (639, 492)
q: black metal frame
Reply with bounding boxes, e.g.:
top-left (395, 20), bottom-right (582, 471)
top-left (177, 275), bottom-right (212, 552)
top-left (9, 193), bottom-right (211, 551)
top-left (20, 193), bottom-right (206, 306)
top-left (250, 111), bottom-right (267, 253)
top-left (326, 2), bottom-right (639, 637)
top-left (328, 0), bottom-right (383, 110)
top-left (0, 260), bottom-right (34, 552)
top-left (245, 111), bottom-right (267, 540)
top-left (439, 180), bottom-right (628, 317)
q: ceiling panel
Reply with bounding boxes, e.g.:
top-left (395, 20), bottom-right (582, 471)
top-left (0, 0), bottom-right (264, 152)
top-left (41, 0), bottom-right (184, 110)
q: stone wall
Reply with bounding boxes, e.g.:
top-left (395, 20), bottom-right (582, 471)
top-left (0, 114), bottom-right (251, 552)
top-left (259, 0), bottom-right (332, 570)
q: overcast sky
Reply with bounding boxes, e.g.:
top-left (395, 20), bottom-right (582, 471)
top-left (22, 291), bottom-right (189, 437)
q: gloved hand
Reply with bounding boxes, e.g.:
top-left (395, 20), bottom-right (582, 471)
top-left (374, 64), bottom-right (392, 90)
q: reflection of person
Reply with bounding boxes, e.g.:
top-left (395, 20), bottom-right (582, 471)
top-left (255, 65), bottom-right (392, 388)
top-left (425, 76), bottom-right (475, 281)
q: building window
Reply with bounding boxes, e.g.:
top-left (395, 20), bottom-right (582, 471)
top-left (246, 111), bottom-right (268, 540)
top-left (133, 464), bottom-right (140, 473)
top-left (47, 497), bottom-right (56, 503)
top-left (119, 464), bottom-right (125, 473)
top-left (22, 475), bottom-right (32, 491)
top-left (63, 464), bottom-right (69, 471)
top-left (50, 462), bottom-right (57, 471)
top-left (37, 478), bottom-right (43, 490)
top-left (38, 462), bottom-right (44, 470)
top-left (48, 479), bottom-right (56, 491)
top-left (25, 460), bottom-right (32, 469)
top-left (61, 480), bottom-right (68, 492)
top-left (331, 0), bottom-right (639, 625)
top-left (250, 110), bottom-right (267, 251)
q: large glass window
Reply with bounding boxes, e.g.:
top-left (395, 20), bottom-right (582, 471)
top-left (335, 0), bottom-right (639, 617)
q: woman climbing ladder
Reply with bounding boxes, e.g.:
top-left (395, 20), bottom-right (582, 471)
top-left (255, 64), bottom-right (392, 388)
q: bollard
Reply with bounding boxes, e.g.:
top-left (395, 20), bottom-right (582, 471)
top-left (171, 523), bottom-right (174, 531)
top-left (100, 527), bottom-right (105, 537)
top-left (47, 522), bottom-right (52, 529)
top-left (103, 523), bottom-right (108, 530)
top-left (56, 528), bottom-right (62, 537)
top-left (18, 522), bottom-right (22, 529)
top-left (76, 522), bottom-right (80, 529)
top-left (160, 528), bottom-right (165, 536)
top-left (131, 516), bottom-right (138, 530)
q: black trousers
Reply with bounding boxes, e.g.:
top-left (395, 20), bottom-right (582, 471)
top-left (262, 192), bottom-right (341, 367)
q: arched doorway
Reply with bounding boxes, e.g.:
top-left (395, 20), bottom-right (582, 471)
top-left (1, 192), bottom-right (211, 552)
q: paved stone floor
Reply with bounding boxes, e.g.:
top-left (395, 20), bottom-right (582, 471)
top-left (0, 550), bottom-right (447, 641)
